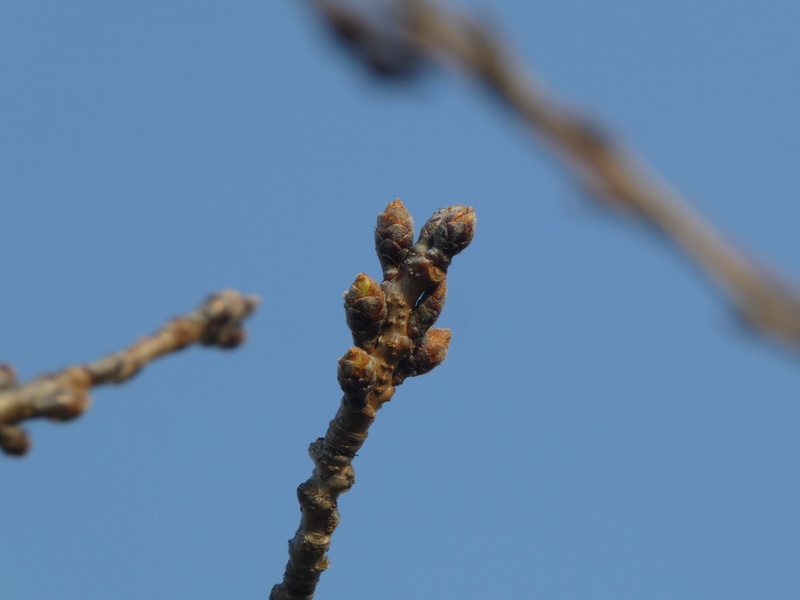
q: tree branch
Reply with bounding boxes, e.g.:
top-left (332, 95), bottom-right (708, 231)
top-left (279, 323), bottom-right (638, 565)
top-left (270, 199), bottom-right (475, 600)
top-left (310, 0), bottom-right (800, 352)
top-left (0, 290), bottom-right (260, 456)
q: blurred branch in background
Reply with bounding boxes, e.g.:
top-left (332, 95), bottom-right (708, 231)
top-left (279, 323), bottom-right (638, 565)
top-left (310, 0), bottom-right (800, 354)
top-left (0, 290), bottom-right (259, 456)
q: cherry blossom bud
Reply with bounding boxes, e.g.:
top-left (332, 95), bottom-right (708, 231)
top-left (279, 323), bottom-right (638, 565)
top-left (402, 328), bottom-right (451, 379)
top-left (337, 347), bottom-right (377, 406)
top-left (375, 199), bottom-right (414, 280)
top-left (344, 273), bottom-right (386, 348)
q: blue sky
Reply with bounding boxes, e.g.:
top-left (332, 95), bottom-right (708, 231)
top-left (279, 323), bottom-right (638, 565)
top-left (2, 2), bottom-right (800, 599)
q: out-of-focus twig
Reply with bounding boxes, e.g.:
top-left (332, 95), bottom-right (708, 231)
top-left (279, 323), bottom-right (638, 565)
top-left (0, 290), bottom-right (260, 456)
top-left (311, 0), bottom-right (800, 351)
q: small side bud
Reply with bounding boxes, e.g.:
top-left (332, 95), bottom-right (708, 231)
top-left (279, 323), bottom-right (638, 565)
top-left (375, 199), bottom-right (414, 280)
top-left (337, 347), bottom-right (377, 407)
top-left (0, 424), bottom-right (31, 456)
top-left (408, 281), bottom-right (447, 340)
top-left (344, 273), bottom-right (386, 348)
top-left (199, 291), bottom-right (259, 349)
top-left (403, 328), bottom-right (452, 379)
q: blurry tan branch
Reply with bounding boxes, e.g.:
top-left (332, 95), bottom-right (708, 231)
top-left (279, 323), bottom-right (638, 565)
top-left (270, 200), bottom-right (475, 600)
top-left (311, 0), bottom-right (800, 351)
top-left (0, 290), bottom-right (259, 456)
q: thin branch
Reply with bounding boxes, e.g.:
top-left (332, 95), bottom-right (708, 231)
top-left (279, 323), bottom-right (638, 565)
top-left (310, 0), bottom-right (800, 352)
top-left (0, 290), bottom-right (260, 456)
top-left (270, 199), bottom-right (475, 600)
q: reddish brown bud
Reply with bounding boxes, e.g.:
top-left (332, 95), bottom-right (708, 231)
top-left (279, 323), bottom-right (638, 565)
top-left (337, 347), bottom-right (377, 406)
top-left (415, 205), bottom-right (476, 271)
top-left (375, 199), bottom-right (414, 280)
top-left (344, 273), bottom-right (386, 348)
top-left (436, 205), bottom-right (476, 257)
top-left (402, 328), bottom-right (452, 379)
top-left (416, 206), bottom-right (450, 248)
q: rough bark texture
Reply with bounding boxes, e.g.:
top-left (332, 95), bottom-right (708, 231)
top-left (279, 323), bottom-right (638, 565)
top-left (270, 199), bottom-right (475, 600)
top-left (0, 290), bottom-right (259, 456)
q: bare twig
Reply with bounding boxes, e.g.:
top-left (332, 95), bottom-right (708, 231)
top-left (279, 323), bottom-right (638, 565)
top-left (270, 199), bottom-right (475, 600)
top-left (310, 0), bottom-right (800, 351)
top-left (0, 290), bottom-right (260, 456)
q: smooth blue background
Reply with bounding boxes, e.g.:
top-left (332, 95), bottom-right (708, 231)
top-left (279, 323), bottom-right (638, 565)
top-left (2, 2), bottom-right (799, 598)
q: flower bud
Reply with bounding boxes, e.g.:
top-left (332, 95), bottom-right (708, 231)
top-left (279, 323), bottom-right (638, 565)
top-left (402, 328), bottom-right (451, 379)
top-left (416, 207), bottom-right (449, 248)
top-left (435, 205), bottom-right (476, 257)
top-left (375, 199), bottom-right (414, 280)
top-left (337, 347), bottom-right (377, 406)
top-left (416, 205), bottom-right (476, 270)
top-left (344, 273), bottom-right (386, 348)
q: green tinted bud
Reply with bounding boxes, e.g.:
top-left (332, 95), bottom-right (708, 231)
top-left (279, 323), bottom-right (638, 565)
top-left (337, 347), bottom-right (377, 406)
top-left (344, 273), bottom-right (386, 348)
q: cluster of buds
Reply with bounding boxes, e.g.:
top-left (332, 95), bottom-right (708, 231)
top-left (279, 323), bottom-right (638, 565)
top-left (340, 199), bottom-right (476, 408)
